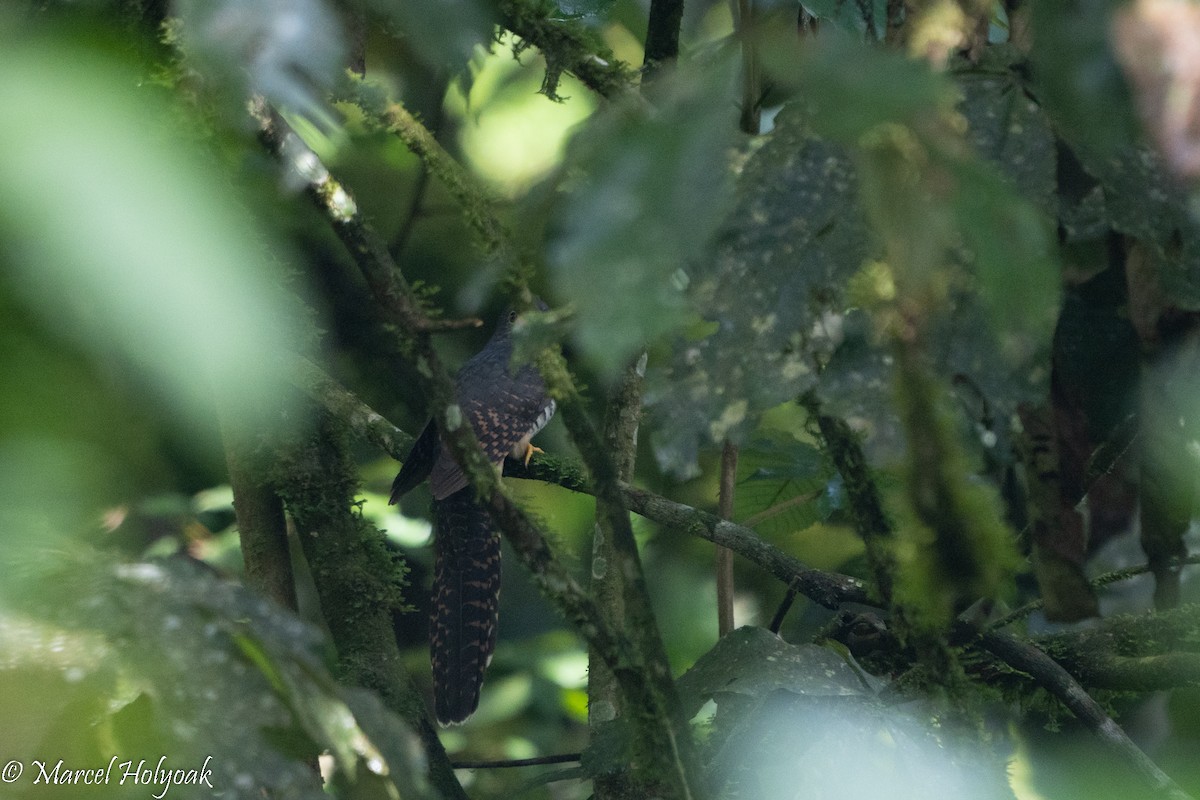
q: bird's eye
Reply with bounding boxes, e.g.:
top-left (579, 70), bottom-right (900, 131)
top-left (508, 310), bottom-right (518, 323)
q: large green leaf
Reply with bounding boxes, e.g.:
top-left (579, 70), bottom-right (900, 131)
top-left (734, 435), bottom-right (833, 538)
top-left (680, 628), bottom-right (1014, 800)
top-left (645, 105), bottom-right (871, 477)
top-left (0, 30), bottom-right (308, 438)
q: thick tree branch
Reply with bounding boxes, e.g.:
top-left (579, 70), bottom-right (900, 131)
top-left (220, 404), bottom-right (296, 610)
top-left (1035, 604), bottom-right (1200, 691)
top-left (537, 353), bottom-right (703, 800)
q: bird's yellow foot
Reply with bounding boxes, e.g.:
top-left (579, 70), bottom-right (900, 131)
top-left (523, 443), bottom-right (544, 467)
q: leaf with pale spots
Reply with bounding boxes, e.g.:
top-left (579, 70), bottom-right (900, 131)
top-left (675, 626), bottom-right (868, 719)
top-left (646, 106), bottom-right (870, 478)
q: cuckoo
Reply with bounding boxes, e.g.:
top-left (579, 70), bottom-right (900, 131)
top-left (389, 305), bottom-right (555, 725)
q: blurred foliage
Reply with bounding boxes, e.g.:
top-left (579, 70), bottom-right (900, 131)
top-left (0, 555), bottom-right (436, 800)
top-left (2, 0), bottom-right (1200, 799)
top-left (546, 57), bottom-right (738, 382)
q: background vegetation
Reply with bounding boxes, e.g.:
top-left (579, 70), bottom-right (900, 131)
top-left (2, 0), bottom-right (1200, 798)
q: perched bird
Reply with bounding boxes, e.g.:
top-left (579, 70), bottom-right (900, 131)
top-left (389, 305), bottom-right (555, 724)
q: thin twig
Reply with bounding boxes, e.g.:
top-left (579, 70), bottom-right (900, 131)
top-left (452, 753), bottom-right (581, 769)
top-left (767, 584), bottom-right (799, 634)
top-left (717, 441), bottom-right (738, 637)
top-left (988, 555), bottom-right (1200, 631)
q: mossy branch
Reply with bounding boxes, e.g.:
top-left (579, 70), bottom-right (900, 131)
top-left (220, 413), bottom-right (296, 610)
top-left (979, 631), bottom-right (1194, 800)
top-left (334, 80), bottom-right (536, 298)
top-left (591, 355), bottom-right (650, 800)
top-left (538, 351), bottom-right (703, 800)
top-left (496, 0), bottom-right (639, 100)
top-left (800, 391), bottom-right (896, 603)
top-left (1034, 604), bottom-right (1200, 691)
top-left (989, 555), bottom-right (1200, 631)
top-left (272, 408), bottom-right (466, 800)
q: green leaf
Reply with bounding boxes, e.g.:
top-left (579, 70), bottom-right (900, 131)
top-left (2, 556), bottom-right (436, 800)
top-left (949, 157), bottom-right (1060, 347)
top-left (367, 0), bottom-right (497, 70)
top-left (956, 64), bottom-right (1058, 212)
top-left (174, 0), bottom-right (346, 124)
top-left (765, 32), bottom-right (957, 142)
top-left (800, 0), bottom-right (888, 39)
top-left (646, 105), bottom-right (870, 478)
top-left (734, 436), bottom-right (832, 537)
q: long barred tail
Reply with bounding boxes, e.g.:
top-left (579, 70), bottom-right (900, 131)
top-left (431, 489), bottom-right (501, 725)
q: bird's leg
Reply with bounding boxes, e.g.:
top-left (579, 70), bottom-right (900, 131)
top-left (510, 434), bottom-right (545, 467)
top-left (522, 443), bottom-right (544, 466)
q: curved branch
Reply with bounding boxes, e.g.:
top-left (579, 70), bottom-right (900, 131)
top-left (979, 631), bottom-right (1194, 800)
